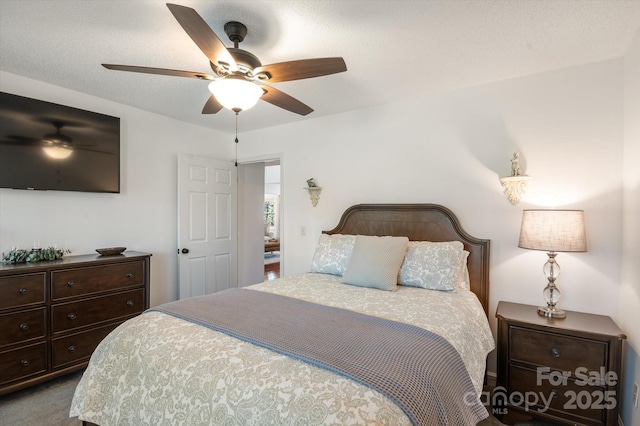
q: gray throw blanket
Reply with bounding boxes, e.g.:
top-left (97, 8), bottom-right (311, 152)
top-left (150, 288), bottom-right (488, 425)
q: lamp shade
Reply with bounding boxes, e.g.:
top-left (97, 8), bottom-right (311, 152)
top-left (208, 78), bottom-right (263, 112)
top-left (518, 209), bottom-right (587, 252)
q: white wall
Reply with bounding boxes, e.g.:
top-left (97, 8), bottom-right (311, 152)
top-left (238, 59), bottom-right (625, 374)
top-left (265, 164), bottom-right (281, 196)
top-left (621, 27), bottom-right (640, 426)
top-left (0, 71), bottom-right (233, 307)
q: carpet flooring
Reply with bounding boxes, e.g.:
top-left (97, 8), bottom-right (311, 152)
top-left (0, 371), bottom-right (84, 426)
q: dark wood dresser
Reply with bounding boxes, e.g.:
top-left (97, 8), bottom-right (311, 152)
top-left (0, 251), bottom-right (150, 396)
top-left (496, 301), bottom-right (625, 426)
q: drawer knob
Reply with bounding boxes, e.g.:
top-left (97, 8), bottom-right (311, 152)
top-left (67, 313), bottom-right (77, 320)
top-left (67, 345), bottom-right (76, 353)
top-left (551, 347), bottom-right (560, 357)
top-left (126, 273), bottom-right (134, 278)
top-left (18, 288), bottom-right (28, 295)
top-left (19, 323), bottom-right (29, 331)
top-left (20, 359), bottom-right (30, 367)
top-left (67, 281), bottom-right (75, 287)
top-left (126, 300), bottom-right (134, 307)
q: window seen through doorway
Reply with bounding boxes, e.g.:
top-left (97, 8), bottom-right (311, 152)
top-left (264, 194), bottom-right (279, 239)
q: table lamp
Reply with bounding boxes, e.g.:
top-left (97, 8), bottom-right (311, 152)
top-left (518, 209), bottom-right (587, 318)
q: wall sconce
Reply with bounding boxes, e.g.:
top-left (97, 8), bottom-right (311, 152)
top-left (304, 178), bottom-right (322, 207)
top-left (500, 152), bottom-right (531, 205)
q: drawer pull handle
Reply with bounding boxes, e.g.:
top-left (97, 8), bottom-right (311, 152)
top-left (551, 347), bottom-right (560, 357)
top-left (20, 359), bottom-right (30, 367)
top-left (126, 273), bottom-right (134, 278)
top-left (18, 288), bottom-right (28, 295)
top-left (126, 300), bottom-right (134, 307)
top-left (67, 281), bottom-right (75, 287)
top-left (19, 323), bottom-right (29, 331)
top-left (67, 313), bottom-right (77, 320)
top-left (67, 345), bottom-right (76, 353)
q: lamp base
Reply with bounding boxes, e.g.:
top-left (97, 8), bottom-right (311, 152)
top-left (538, 306), bottom-right (566, 319)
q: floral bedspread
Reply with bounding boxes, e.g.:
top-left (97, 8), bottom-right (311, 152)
top-left (70, 273), bottom-right (494, 426)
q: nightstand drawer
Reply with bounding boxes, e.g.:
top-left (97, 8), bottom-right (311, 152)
top-left (51, 323), bottom-right (119, 368)
top-left (0, 342), bottom-right (47, 385)
top-left (0, 273), bottom-right (46, 309)
top-left (51, 289), bottom-right (144, 333)
top-left (510, 326), bottom-right (606, 372)
top-left (0, 307), bottom-right (46, 348)
top-left (509, 365), bottom-right (605, 424)
top-left (51, 261), bottom-right (144, 300)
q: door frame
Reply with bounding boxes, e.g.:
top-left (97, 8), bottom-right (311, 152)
top-left (237, 153), bottom-right (284, 278)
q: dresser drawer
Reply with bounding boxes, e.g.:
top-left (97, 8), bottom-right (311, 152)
top-left (51, 289), bottom-right (144, 333)
top-left (51, 261), bottom-right (144, 300)
top-left (510, 326), bottom-right (606, 372)
top-left (0, 307), bottom-right (46, 348)
top-left (52, 322), bottom-right (120, 368)
top-left (0, 342), bottom-right (47, 386)
top-left (0, 273), bottom-right (46, 309)
top-left (509, 365), bottom-right (605, 424)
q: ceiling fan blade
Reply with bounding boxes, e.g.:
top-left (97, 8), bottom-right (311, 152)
top-left (75, 147), bottom-right (117, 155)
top-left (260, 85), bottom-right (313, 116)
top-left (254, 58), bottom-right (347, 83)
top-left (202, 96), bottom-right (223, 114)
top-left (166, 3), bottom-right (237, 72)
top-left (102, 64), bottom-right (215, 80)
top-left (2, 136), bottom-right (41, 146)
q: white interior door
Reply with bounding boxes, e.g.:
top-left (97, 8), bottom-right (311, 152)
top-left (177, 154), bottom-right (237, 299)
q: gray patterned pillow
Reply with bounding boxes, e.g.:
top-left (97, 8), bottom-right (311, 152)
top-left (309, 234), bottom-right (356, 276)
top-left (398, 241), bottom-right (465, 292)
top-left (341, 235), bottom-right (409, 291)
top-left (459, 250), bottom-right (470, 290)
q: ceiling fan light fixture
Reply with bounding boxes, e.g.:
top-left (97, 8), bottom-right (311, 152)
top-left (208, 78), bottom-right (263, 112)
top-left (43, 144), bottom-right (73, 160)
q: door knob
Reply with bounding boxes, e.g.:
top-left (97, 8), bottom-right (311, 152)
top-left (181, 248), bottom-right (189, 254)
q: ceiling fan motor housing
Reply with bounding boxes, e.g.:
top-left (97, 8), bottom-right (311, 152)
top-left (224, 21), bottom-right (247, 45)
top-left (228, 48), bottom-right (262, 72)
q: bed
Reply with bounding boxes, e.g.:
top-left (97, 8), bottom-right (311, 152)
top-left (71, 203), bottom-right (494, 426)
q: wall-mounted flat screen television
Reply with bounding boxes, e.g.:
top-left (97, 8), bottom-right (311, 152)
top-left (0, 92), bottom-right (120, 193)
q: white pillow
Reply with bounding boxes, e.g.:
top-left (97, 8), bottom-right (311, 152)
top-left (309, 234), bottom-right (356, 276)
top-left (398, 241), bottom-right (466, 292)
top-left (341, 235), bottom-right (409, 291)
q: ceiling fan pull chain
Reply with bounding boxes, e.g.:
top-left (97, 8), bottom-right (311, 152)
top-left (234, 111), bottom-right (239, 167)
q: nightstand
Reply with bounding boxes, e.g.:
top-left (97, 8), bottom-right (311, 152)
top-left (495, 301), bottom-right (625, 426)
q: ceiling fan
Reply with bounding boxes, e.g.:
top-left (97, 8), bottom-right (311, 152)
top-left (1, 121), bottom-right (113, 159)
top-left (102, 3), bottom-right (347, 116)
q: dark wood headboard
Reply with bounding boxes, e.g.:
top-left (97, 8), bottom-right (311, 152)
top-left (324, 204), bottom-right (490, 315)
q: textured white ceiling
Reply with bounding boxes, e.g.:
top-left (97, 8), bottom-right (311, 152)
top-left (1, 0), bottom-right (639, 134)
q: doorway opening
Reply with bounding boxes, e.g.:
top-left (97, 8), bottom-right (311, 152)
top-left (263, 162), bottom-right (280, 281)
